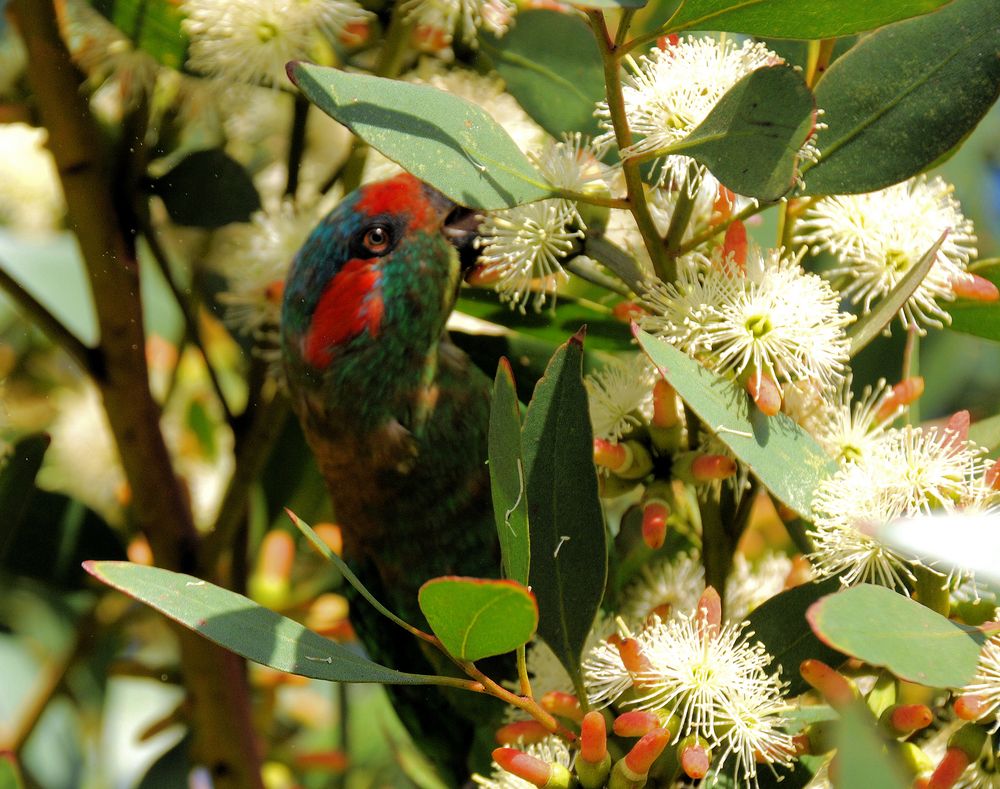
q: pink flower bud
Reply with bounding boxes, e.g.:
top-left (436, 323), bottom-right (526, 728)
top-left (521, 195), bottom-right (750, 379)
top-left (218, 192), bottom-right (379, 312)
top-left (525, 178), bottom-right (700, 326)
top-left (696, 586), bottom-right (722, 641)
top-left (679, 737), bottom-right (712, 779)
top-left (540, 691), bottom-right (582, 723)
top-left (594, 438), bottom-right (629, 472)
top-left (876, 377), bottom-right (924, 421)
top-left (492, 748), bottom-right (551, 787)
top-left (616, 637), bottom-right (654, 677)
top-left (495, 721), bottom-right (551, 745)
top-left (641, 500), bottom-right (670, 550)
top-left (613, 710), bottom-right (663, 738)
top-left (943, 410), bottom-right (971, 447)
top-left (651, 379), bottom-right (678, 428)
top-left (800, 659), bottom-right (855, 708)
top-left (691, 454), bottom-right (736, 482)
top-left (955, 694), bottom-right (990, 721)
top-left (746, 372), bottom-right (781, 416)
top-left (580, 711), bottom-right (608, 764)
top-left (721, 221), bottom-right (747, 273)
top-left (624, 728), bottom-right (671, 775)
top-left (951, 273), bottom-right (999, 302)
top-left (985, 459), bottom-right (1000, 491)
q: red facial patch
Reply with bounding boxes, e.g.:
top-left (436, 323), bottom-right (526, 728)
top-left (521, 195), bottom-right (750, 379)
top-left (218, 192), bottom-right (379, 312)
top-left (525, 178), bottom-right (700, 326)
top-left (354, 173), bottom-right (433, 230)
top-left (303, 258), bottom-right (384, 368)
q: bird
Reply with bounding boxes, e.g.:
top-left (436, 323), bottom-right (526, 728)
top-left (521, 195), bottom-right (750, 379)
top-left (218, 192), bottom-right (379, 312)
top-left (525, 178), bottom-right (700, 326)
top-left (280, 172), bottom-right (503, 780)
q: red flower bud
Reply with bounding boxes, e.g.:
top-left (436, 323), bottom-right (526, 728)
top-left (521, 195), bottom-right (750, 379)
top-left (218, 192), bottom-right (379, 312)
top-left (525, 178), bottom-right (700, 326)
top-left (713, 186), bottom-right (736, 224)
top-left (594, 438), bottom-right (629, 472)
top-left (721, 221), bottom-right (748, 273)
top-left (746, 372), bottom-right (781, 416)
top-left (624, 728), bottom-right (671, 775)
top-left (951, 273), bottom-right (999, 302)
top-left (612, 301), bottom-right (647, 323)
top-left (641, 500), bottom-right (670, 550)
top-left (876, 377), bottom-right (924, 422)
top-left (679, 737), bottom-right (712, 779)
top-left (651, 379), bottom-right (678, 428)
top-left (495, 720), bottom-right (551, 745)
top-left (616, 637), bottom-right (654, 677)
top-left (696, 586), bottom-right (722, 641)
top-left (613, 710), bottom-right (663, 738)
top-left (884, 704), bottom-right (933, 735)
top-left (927, 747), bottom-right (972, 789)
top-left (800, 659), bottom-right (855, 708)
top-left (954, 693), bottom-right (990, 721)
top-left (540, 691), bottom-right (582, 723)
top-left (985, 459), bottom-right (1000, 491)
top-left (580, 711), bottom-right (608, 764)
top-left (492, 748), bottom-right (551, 787)
top-left (691, 454), bottom-right (737, 482)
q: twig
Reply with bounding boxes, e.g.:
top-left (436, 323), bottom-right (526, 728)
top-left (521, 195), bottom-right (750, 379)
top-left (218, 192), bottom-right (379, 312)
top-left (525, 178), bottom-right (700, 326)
top-left (285, 96), bottom-right (309, 198)
top-left (0, 260), bottom-right (101, 375)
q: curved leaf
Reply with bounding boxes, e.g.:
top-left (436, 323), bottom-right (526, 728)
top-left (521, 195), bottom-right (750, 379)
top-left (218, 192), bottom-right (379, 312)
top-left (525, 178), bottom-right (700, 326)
top-left (148, 149), bottom-right (261, 228)
top-left (636, 329), bottom-right (837, 517)
top-left (288, 63), bottom-right (553, 210)
top-left (522, 330), bottom-right (607, 689)
top-left (801, 0), bottom-right (1000, 195)
top-left (0, 433), bottom-right (49, 554)
top-left (480, 11), bottom-right (605, 138)
top-left (656, 65), bottom-right (815, 202)
top-left (489, 359), bottom-right (530, 585)
top-left (664, 0), bottom-right (950, 39)
top-left (84, 561), bottom-right (451, 686)
top-left (807, 583), bottom-right (987, 687)
top-left (418, 577), bottom-right (538, 661)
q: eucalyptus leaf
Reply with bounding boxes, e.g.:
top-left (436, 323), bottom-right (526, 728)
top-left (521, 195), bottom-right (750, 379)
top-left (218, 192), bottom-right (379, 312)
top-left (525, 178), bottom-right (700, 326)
top-left (656, 65), bottom-right (815, 202)
top-left (564, 0), bottom-right (647, 9)
top-left (522, 330), bottom-right (607, 690)
top-left (969, 413), bottom-right (1000, 453)
top-left (489, 360), bottom-right (530, 585)
top-left (418, 577), bottom-right (538, 661)
top-left (948, 303), bottom-right (1000, 343)
top-left (84, 561), bottom-right (452, 686)
top-left (807, 583), bottom-right (987, 687)
top-left (663, 0), bottom-right (950, 39)
top-left (745, 577), bottom-right (846, 696)
top-left (836, 704), bottom-right (910, 789)
top-left (91, 0), bottom-right (188, 69)
top-left (480, 11), bottom-right (605, 138)
top-left (0, 752), bottom-right (24, 789)
top-left (847, 232), bottom-right (945, 357)
top-left (288, 63), bottom-right (553, 210)
top-left (0, 433), bottom-right (48, 551)
top-left (636, 329), bottom-right (837, 517)
top-left (801, 0), bottom-right (1000, 195)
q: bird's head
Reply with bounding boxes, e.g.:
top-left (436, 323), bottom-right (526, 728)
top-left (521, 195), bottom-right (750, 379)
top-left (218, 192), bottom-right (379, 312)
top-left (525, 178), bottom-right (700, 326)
top-left (281, 173), bottom-right (479, 377)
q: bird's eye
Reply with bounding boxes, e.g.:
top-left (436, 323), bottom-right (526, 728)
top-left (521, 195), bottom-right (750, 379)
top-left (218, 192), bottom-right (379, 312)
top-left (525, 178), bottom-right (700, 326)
top-left (362, 225), bottom-right (391, 254)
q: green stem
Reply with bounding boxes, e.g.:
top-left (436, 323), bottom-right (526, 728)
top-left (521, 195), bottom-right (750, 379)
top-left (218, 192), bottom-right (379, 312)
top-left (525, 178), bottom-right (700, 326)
top-left (678, 199), bottom-right (765, 255)
top-left (614, 8), bottom-right (638, 47)
top-left (902, 329), bottom-right (920, 425)
top-left (557, 187), bottom-right (630, 210)
top-left (662, 162), bottom-right (699, 261)
top-left (516, 644), bottom-right (532, 699)
top-left (461, 662), bottom-right (576, 739)
top-left (587, 10), bottom-right (672, 283)
top-left (700, 494), bottom-right (733, 608)
top-left (0, 260), bottom-right (100, 375)
top-left (583, 235), bottom-right (646, 295)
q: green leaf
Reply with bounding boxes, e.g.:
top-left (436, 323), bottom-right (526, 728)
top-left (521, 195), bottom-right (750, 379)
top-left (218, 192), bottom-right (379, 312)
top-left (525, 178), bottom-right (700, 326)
top-left (479, 11), bottom-right (605, 138)
top-left (489, 359), bottom-right (530, 586)
top-left (288, 63), bottom-right (553, 210)
top-left (564, 0), bottom-right (647, 9)
top-left (659, 66), bottom-right (815, 202)
top-left (847, 232), bottom-right (945, 356)
top-left (84, 561), bottom-right (451, 685)
top-left (664, 0), bottom-right (950, 39)
top-left (0, 752), bottom-right (24, 789)
top-left (836, 704), bottom-right (910, 789)
top-left (969, 413), bottom-right (1000, 453)
top-left (418, 577), bottom-right (538, 661)
top-left (948, 261), bottom-right (1000, 342)
top-left (148, 149), bottom-right (261, 228)
top-left (91, 0), bottom-right (188, 69)
top-left (457, 289), bottom-right (634, 353)
top-left (0, 433), bottom-right (49, 549)
top-left (801, 0), bottom-right (1000, 195)
top-left (807, 583), bottom-right (987, 687)
top-left (745, 577), bottom-right (847, 696)
top-left (522, 330), bottom-right (607, 688)
top-left (636, 329), bottom-right (837, 517)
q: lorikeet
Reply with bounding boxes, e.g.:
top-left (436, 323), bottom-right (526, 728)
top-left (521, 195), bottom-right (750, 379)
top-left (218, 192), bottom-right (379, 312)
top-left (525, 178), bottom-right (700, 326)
top-left (280, 173), bottom-right (502, 779)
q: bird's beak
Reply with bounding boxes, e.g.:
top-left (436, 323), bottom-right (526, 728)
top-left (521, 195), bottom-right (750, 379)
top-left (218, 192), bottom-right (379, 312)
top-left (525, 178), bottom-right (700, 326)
top-left (420, 182), bottom-right (483, 274)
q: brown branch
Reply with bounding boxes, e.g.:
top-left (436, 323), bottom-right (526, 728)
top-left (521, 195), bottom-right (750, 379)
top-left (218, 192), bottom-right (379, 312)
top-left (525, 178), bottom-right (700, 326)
top-left (10, 3), bottom-right (263, 786)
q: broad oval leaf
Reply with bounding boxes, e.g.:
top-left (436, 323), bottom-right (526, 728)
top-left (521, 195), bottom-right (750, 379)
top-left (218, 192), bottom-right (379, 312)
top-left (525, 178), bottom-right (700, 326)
top-left (658, 66), bottom-right (815, 202)
top-left (745, 577), bottom-right (846, 696)
top-left (418, 577), bottom-right (538, 661)
top-left (480, 10), bottom-right (605, 138)
top-left (148, 149), bottom-right (261, 228)
top-left (801, 0), bottom-right (1000, 195)
top-left (663, 0), bottom-right (950, 39)
top-left (636, 328), bottom-right (838, 517)
top-left (836, 704), bottom-right (910, 789)
top-left (84, 561), bottom-right (447, 685)
top-left (489, 360), bottom-right (530, 586)
top-left (807, 583), bottom-right (987, 687)
top-left (288, 63), bottom-right (553, 210)
top-left (522, 330), bottom-right (608, 688)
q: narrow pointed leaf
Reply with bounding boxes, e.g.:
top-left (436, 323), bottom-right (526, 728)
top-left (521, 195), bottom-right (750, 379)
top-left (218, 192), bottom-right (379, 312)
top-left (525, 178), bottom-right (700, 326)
top-left (0, 752), bottom-right (25, 789)
top-left (801, 0), bottom-right (1000, 195)
top-left (636, 329), bottom-right (837, 517)
top-left (479, 11), bottom-right (605, 138)
top-left (664, 0), bottom-right (950, 39)
top-left (84, 561), bottom-right (449, 685)
top-left (522, 330), bottom-right (607, 686)
top-left (744, 577), bottom-right (846, 696)
top-left (418, 577), bottom-right (538, 661)
top-left (489, 359), bottom-right (530, 585)
top-left (807, 583), bottom-right (987, 687)
top-left (847, 232), bottom-right (945, 357)
top-left (288, 63), bottom-right (553, 210)
top-left (654, 65), bottom-right (815, 202)
top-left (0, 434), bottom-right (49, 557)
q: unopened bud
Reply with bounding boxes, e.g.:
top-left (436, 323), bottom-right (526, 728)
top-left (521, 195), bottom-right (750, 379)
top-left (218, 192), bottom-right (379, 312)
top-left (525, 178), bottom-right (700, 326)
top-left (876, 377), bottom-right (924, 422)
top-left (313, 523), bottom-right (343, 556)
top-left (127, 536), bottom-right (153, 566)
top-left (721, 221), bottom-right (748, 273)
top-left (954, 693), bottom-right (990, 721)
top-left (610, 728), bottom-right (670, 787)
top-left (613, 710), bottom-right (663, 738)
top-left (657, 33), bottom-right (679, 49)
top-left (616, 637), bottom-right (654, 678)
top-left (943, 410), bottom-right (971, 447)
top-left (612, 301), bottom-right (647, 323)
top-left (492, 748), bottom-right (572, 789)
top-left (594, 438), bottom-right (629, 472)
top-left (947, 722), bottom-right (988, 762)
top-left (985, 459), bottom-right (1000, 491)
top-left (928, 748), bottom-right (974, 789)
top-left (696, 587), bottom-right (722, 641)
top-left (952, 273), bottom-right (999, 302)
top-left (540, 691), bottom-right (582, 723)
top-left (495, 721), bottom-right (551, 746)
top-left (577, 712), bottom-right (612, 788)
top-left (465, 263), bottom-right (502, 286)
top-left (641, 500), bottom-right (671, 550)
top-left (651, 379), bottom-right (679, 428)
top-left (250, 530), bottom-right (296, 607)
top-left (881, 704), bottom-right (933, 736)
top-left (305, 593), bottom-right (350, 638)
top-left (746, 372), bottom-right (782, 416)
top-left (678, 736), bottom-right (712, 779)
top-left (337, 19), bottom-right (371, 47)
top-left (691, 454), bottom-right (737, 482)
top-left (800, 659), bottom-right (857, 708)
top-left (713, 186), bottom-right (737, 224)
